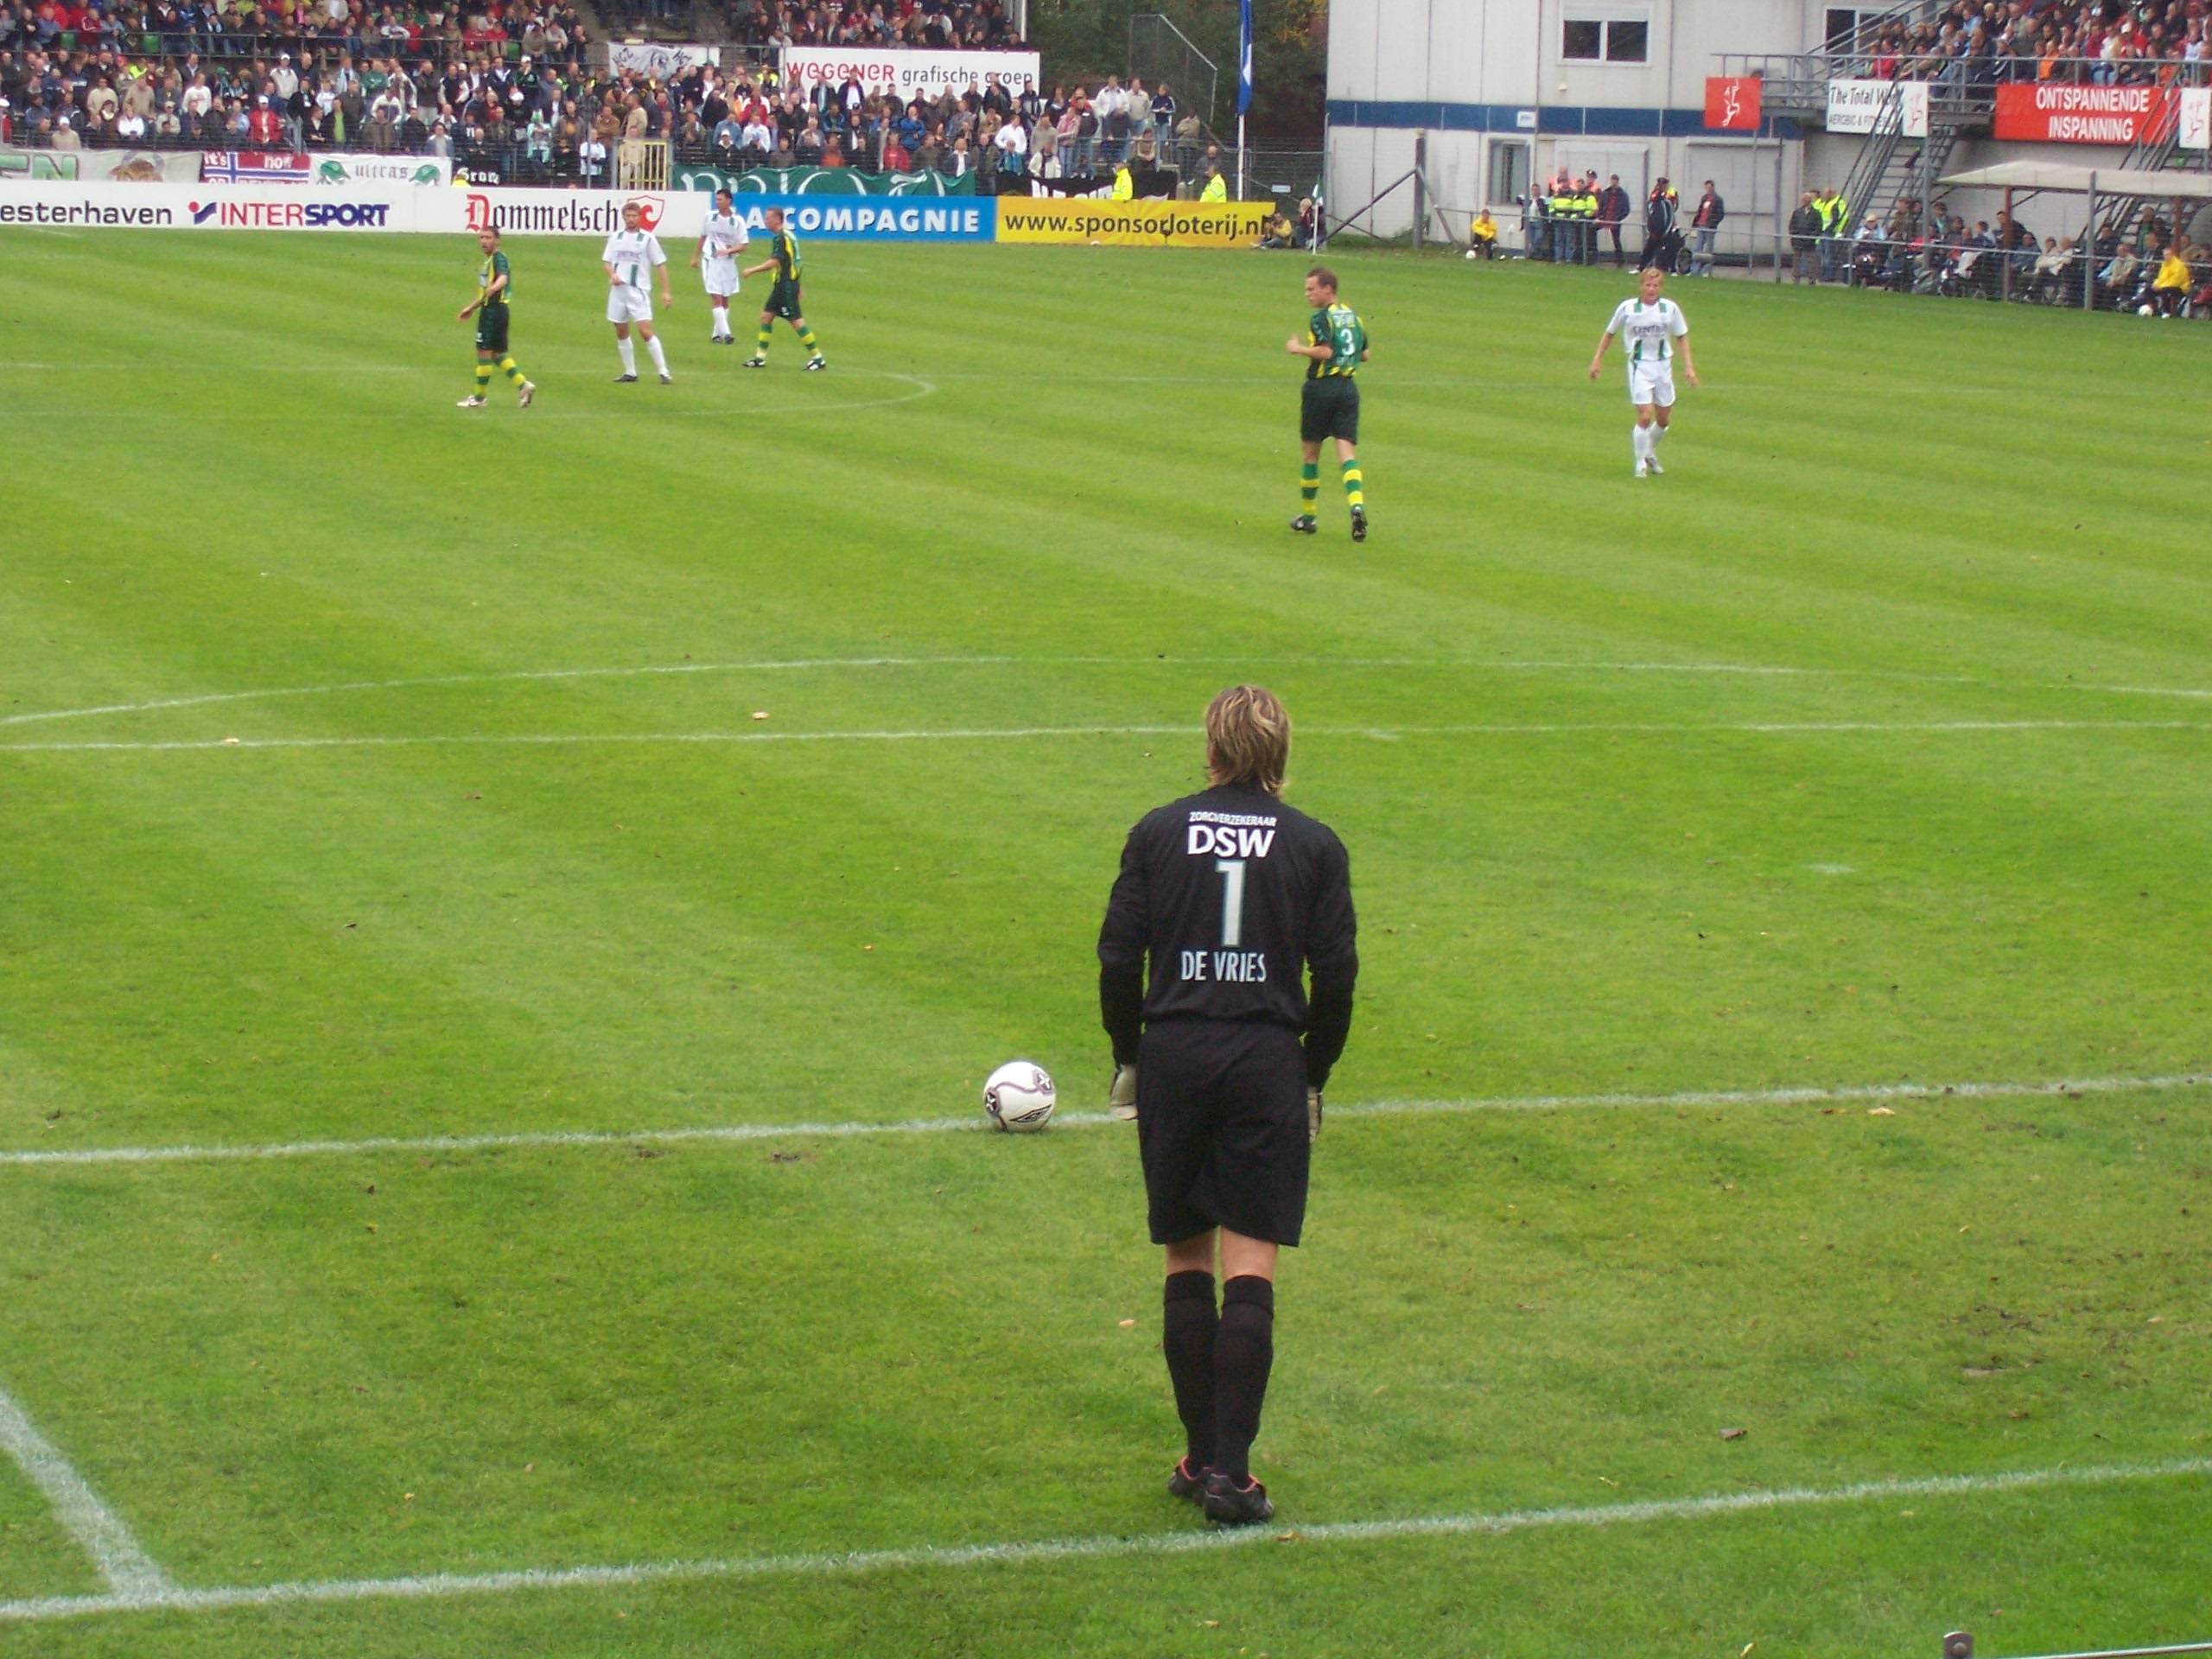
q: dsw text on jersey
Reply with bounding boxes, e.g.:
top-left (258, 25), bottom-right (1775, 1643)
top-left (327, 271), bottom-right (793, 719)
top-left (1182, 813), bottom-right (1278, 985)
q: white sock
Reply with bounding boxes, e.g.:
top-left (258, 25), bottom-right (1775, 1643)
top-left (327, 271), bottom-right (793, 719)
top-left (1633, 424), bottom-right (1650, 461)
top-left (1650, 422), bottom-right (1669, 447)
top-left (618, 336), bottom-right (636, 375)
top-left (645, 335), bottom-right (669, 376)
top-left (712, 303), bottom-right (728, 338)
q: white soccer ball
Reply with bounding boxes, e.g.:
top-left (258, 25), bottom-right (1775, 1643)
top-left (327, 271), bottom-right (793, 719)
top-left (2139, 302), bottom-right (2156, 316)
top-left (1465, 247), bottom-right (1478, 260)
top-left (982, 1060), bottom-right (1056, 1132)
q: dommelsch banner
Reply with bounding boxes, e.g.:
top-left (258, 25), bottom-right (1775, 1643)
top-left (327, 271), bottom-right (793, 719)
top-left (779, 47), bottom-right (1039, 100)
top-left (1993, 82), bottom-right (2178, 144)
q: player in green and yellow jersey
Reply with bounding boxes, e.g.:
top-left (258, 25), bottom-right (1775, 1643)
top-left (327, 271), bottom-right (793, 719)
top-left (1285, 266), bottom-right (1367, 540)
top-left (456, 225), bottom-right (535, 409)
top-left (738, 207), bottom-right (826, 371)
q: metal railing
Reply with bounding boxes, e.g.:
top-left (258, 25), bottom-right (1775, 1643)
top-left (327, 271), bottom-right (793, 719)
top-left (1715, 51), bottom-right (2211, 124)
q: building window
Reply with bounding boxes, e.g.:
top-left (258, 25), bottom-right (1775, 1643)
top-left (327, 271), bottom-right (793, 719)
top-left (1562, 10), bottom-right (1649, 64)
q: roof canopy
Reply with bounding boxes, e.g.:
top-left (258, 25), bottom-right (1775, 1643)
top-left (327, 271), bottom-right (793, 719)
top-left (1939, 161), bottom-right (2212, 200)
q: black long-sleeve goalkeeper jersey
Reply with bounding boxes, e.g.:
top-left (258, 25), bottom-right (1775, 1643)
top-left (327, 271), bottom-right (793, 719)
top-left (1097, 783), bottom-right (1358, 1087)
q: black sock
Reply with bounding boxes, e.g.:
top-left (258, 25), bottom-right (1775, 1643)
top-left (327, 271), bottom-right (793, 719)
top-left (1160, 1270), bottom-right (1217, 1467)
top-left (1212, 1275), bottom-right (1274, 1482)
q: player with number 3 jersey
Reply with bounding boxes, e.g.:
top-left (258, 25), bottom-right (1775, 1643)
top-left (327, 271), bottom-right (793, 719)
top-left (1287, 266), bottom-right (1369, 541)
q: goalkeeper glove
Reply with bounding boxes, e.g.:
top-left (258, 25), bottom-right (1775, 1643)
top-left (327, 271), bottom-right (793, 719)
top-left (1109, 1063), bottom-right (1139, 1122)
top-left (1307, 1086), bottom-right (1324, 1143)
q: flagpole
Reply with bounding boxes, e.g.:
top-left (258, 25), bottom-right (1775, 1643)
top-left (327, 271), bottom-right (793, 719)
top-left (1237, 113), bottom-right (1247, 201)
top-left (1236, 0), bottom-right (1252, 201)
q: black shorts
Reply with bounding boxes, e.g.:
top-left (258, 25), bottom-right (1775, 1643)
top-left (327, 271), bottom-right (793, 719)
top-left (1137, 1018), bottom-right (1311, 1248)
top-left (766, 278), bottom-right (803, 321)
top-left (1300, 376), bottom-right (1359, 444)
top-left (475, 304), bottom-right (510, 355)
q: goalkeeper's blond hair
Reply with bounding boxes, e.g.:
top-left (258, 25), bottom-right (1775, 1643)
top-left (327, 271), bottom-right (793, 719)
top-left (1205, 685), bottom-right (1291, 796)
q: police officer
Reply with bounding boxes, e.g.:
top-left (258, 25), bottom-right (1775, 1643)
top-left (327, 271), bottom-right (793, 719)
top-left (1097, 685), bottom-right (1357, 1527)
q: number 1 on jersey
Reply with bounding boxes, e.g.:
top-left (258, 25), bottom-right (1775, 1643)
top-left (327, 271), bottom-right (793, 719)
top-left (1215, 859), bottom-right (1246, 948)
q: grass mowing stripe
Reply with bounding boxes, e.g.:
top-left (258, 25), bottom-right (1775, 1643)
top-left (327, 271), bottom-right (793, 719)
top-left (0, 1382), bottom-right (172, 1597)
top-left (2, 1457), bottom-right (2202, 1626)
top-left (9, 720), bottom-right (2212, 755)
top-left (3, 1073), bottom-right (2202, 1169)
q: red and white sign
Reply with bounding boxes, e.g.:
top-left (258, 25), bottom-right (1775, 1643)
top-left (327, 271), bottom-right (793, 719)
top-left (781, 47), bottom-right (1039, 100)
top-left (1703, 75), bottom-right (1761, 131)
top-left (2183, 88), bottom-right (2211, 151)
top-left (1993, 82), bottom-right (2177, 145)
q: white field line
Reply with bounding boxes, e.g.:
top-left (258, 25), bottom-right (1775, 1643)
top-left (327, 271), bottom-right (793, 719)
top-left (1, 1456), bottom-right (2204, 1626)
top-left (1, 1072), bottom-right (2203, 1172)
top-left (9, 658), bottom-right (2211, 731)
top-left (6, 718), bottom-right (2212, 756)
top-left (0, 1382), bottom-right (173, 1598)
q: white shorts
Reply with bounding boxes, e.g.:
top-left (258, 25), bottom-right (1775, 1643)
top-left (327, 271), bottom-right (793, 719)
top-left (607, 283), bottom-right (654, 325)
top-left (1628, 360), bottom-right (1676, 408)
top-left (702, 256), bottom-right (738, 298)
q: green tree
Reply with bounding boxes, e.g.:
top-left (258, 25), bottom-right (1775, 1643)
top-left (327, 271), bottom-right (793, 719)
top-left (1026, 0), bottom-right (1325, 142)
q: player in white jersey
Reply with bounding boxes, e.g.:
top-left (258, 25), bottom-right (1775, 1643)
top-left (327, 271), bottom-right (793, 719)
top-left (601, 199), bottom-right (675, 384)
top-left (1588, 266), bottom-right (1699, 476)
top-left (691, 186), bottom-right (748, 344)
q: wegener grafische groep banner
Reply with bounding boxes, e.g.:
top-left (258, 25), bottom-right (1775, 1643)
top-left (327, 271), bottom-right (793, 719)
top-left (780, 47), bottom-right (1039, 100)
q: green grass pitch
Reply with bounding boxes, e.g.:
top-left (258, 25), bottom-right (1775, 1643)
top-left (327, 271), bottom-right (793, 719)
top-left (1, 226), bottom-right (2209, 1657)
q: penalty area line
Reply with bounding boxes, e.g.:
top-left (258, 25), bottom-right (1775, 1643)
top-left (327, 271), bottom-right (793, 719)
top-left (0, 1382), bottom-right (173, 1598)
top-left (1, 1073), bottom-right (2204, 1171)
top-left (1, 1457), bottom-right (2205, 1625)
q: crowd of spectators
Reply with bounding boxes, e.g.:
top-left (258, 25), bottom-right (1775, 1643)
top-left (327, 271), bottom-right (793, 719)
top-left (1834, 0), bottom-right (2212, 84)
top-left (716, 0), bottom-right (1013, 51)
top-left (0, 18), bottom-right (1230, 194)
top-left (1836, 194), bottom-right (2211, 312)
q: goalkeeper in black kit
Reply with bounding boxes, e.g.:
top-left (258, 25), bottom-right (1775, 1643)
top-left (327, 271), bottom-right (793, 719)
top-left (1097, 685), bottom-right (1357, 1526)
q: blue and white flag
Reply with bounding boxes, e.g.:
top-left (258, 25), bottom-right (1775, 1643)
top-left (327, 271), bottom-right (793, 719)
top-left (1237, 0), bottom-right (1254, 115)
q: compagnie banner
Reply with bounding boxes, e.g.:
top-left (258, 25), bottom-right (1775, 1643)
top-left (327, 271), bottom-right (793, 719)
top-left (995, 197), bottom-right (1273, 247)
top-left (781, 46), bottom-right (1039, 99)
top-left (1993, 82), bottom-right (2177, 144)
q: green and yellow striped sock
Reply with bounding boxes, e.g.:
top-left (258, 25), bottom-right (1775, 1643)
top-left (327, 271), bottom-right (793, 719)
top-left (1341, 459), bottom-right (1365, 511)
top-left (756, 322), bottom-right (773, 354)
top-left (499, 356), bottom-right (524, 385)
top-left (798, 326), bottom-right (820, 354)
top-left (474, 362), bottom-right (493, 396)
top-left (1300, 461), bottom-right (1319, 510)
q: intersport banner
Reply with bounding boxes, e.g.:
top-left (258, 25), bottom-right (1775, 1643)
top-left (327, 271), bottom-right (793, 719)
top-left (780, 46), bottom-right (1040, 99)
top-left (996, 196), bottom-right (1272, 247)
top-left (1993, 82), bottom-right (2177, 144)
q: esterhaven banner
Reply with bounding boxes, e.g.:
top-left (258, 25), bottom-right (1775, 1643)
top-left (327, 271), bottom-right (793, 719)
top-left (1825, 79), bottom-right (1928, 138)
top-left (995, 197), bottom-right (1272, 247)
top-left (780, 47), bottom-right (1039, 100)
top-left (1993, 82), bottom-right (2177, 144)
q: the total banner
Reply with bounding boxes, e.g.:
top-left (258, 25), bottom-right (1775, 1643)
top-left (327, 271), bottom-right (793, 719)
top-left (1993, 82), bottom-right (2178, 144)
top-left (1825, 79), bottom-right (1929, 137)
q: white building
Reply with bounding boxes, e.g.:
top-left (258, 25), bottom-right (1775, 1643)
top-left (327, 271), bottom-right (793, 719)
top-left (1324, 0), bottom-right (2173, 251)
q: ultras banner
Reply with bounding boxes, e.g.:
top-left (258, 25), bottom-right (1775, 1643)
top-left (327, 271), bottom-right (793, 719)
top-left (995, 197), bottom-right (1274, 246)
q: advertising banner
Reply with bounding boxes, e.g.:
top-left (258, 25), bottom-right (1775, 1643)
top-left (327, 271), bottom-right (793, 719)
top-left (0, 147), bottom-right (203, 182)
top-left (607, 41), bottom-right (721, 78)
top-left (1993, 82), bottom-right (2177, 144)
top-left (995, 196), bottom-right (1272, 247)
top-left (310, 152), bottom-right (452, 187)
top-left (2183, 87), bottom-right (2211, 151)
top-left (1825, 79), bottom-right (1928, 137)
top-left (672, 163), bottom-right (977, 195)
top-left (0, 181), bottom-right (419, 228)
top-left (1702, 76), bottom-right (1761, 132)
top-left (200, 150), bottom-right (315, 182)
top-left (780, 47), bottom-right (1040, 100)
